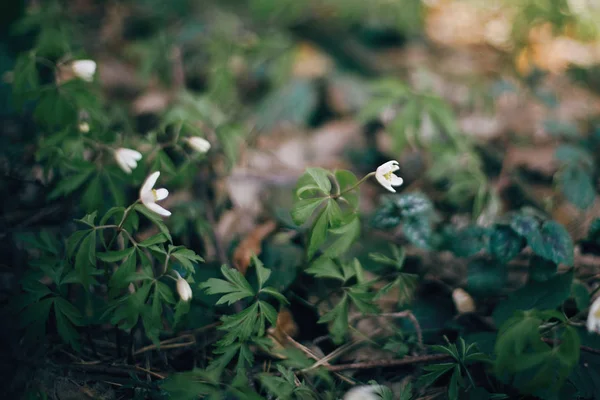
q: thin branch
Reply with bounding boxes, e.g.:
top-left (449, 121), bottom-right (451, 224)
top-left (133, 334), bottom-right (196, 356)
top-left (379, 311), bottom-right (424, 348)
top-left (325, 354), bottom-right (452, 372)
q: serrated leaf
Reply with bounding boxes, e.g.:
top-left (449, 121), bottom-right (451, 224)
top-left (97, 247), bottom-right (135, 262)
top-left (318, 294), bottom-right (349, 344)
top-left (305, 257), bottom-right (345, 281)
top-left (307, 202), bottom-right (330, 259)
top-left (324, 216), bottom-right (360, 257)
top-left (290, 197), bottom-right (326, 226)
top-left (138, 233), bottom-right (169, 247)
top-left (296, 167), bottom-right (332, 198)
top-left (252, 255), bottom-right (271, 290)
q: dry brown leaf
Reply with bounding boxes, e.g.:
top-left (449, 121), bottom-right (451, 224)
top-left (232, 220), bottom-right (277, 275)
top-left (272, 308), bottom-right (299, 344)
top-left (502, 145), bottom-right (558, 177)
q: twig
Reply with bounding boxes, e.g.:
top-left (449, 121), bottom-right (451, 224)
top-left (133, 334), bottom-right (196, 356)
top-left (273, 333), bottom-right (355, 384)
top-left (541, 338), bottom-right (600, 356)
top-left (325, 354), bottom-right (452, 372)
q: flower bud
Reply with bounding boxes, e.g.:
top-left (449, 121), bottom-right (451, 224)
top-left (71, 60), bottom-right (97, 82)
top-left (185, 137), bottom-right (211, 153)
top-left (452, 288), bottom-right (476, 314)
top-left (176, 273), bottom-right (193, 302)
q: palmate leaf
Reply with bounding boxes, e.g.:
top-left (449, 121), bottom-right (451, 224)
top-left (217, 302), bottom-right (260, 347)
top-left (199, 265), bottom-right (255, 306)
top-left (318, 293), bottom-right (349, 344)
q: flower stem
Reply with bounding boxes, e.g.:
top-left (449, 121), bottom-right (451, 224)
top-left (332, 172), bottom-right (375, 199)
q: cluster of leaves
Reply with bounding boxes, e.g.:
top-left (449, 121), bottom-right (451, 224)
top-left (15, 203), bottom-right (204, 350)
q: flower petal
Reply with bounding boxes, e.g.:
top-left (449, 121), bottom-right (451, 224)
top-left (140, 171), bottom-right (160, 197)
top-left (121, 148), bottom-right (143, 161)
top-left (115, 154), bottom-right (132, 174)
top-left (145, 201), bottom-right (171, 217)
top-left (389, 175), bottom-right (404, 186)
top-left (154, 188), bottom-right (169, 201)
top-left (375, 173), bottom-right (396, 192)
top-left (376, 160), bottom-right (399, 175)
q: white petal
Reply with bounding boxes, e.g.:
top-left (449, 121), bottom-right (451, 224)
top-left (376, 160), bottom-right (399, 175)
top-left (154, 188), bottom-right (169, 201)
top-left (120, 148), bottom-right (143, 161)
top-left (115, 153), bottom-right (132, 174)
top-left (375, 173), bottom-right (396, 193)
top-left (177, 278), bottom-right (193, 301)
top-left (187, 137), bottom-right (211, 153)
top-left (344, 385), bottom-right (379, 400)
top-left (71, 60), bottom-right (97, 82)
top-left (145, 201), bottom-right (171, 217)
top-left (140, 171), bottom-right (160, 197)
top-left (389, 175), bottom-right (404, 186)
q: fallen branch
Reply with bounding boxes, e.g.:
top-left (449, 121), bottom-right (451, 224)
top-left (325, 354), bottom-right (452, 372)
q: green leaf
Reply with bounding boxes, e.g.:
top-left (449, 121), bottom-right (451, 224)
top-left (307, 202), bottom-right (330, 259)
top-left (449, 225), bottom-right (487, 257)
top-left (467, 258), bottom-right (507, 297)
top-left (305, 257), bottom-right (346, 282)
top-left (418, 363), bottom-right (455, 387)
top-left (252, 255), bottom-right (271, 290)
top-left (160, 369), bottom-right (218, 400)
top-left (81, 173), bottom-right (103, 212)
top-left (571, 280), bottom-right (590, 312)
top-left (488, 225), bottom-right (525, 264)
top-left (324, 216), bottom-right (360, 257)
top-left (539, 220), bottom-right (574, 266)
top-left (296, 167), bottom-right (332, 198)
top-left (529, 255), bottom-right (557, 282)
top-left (76, 211), bottom-right (98, 228)
top-left (493, 271), bottom-right (574, 325)
top-left (318, 293), bottom-right (349, 344)
top-left (403, 217), bottom-right (432, 249)
top-left (557, 164), bottom-right (596, 210)
top-left (74, 231), bottom-right (96, 287)
top-left (171, 247), bottom-right (204, 273)
top-left (510, 215), bottom-right (545, 256)
top-left (217, 302), bottom-right (260, 346)
top-left (334, 169), bottom-right (359, 209)
top-left (260, 287), bottom-right (289, 305)
top-left (138, 233), bottom-right (169, 247)
top-left (135, 204), bottom-right (173, 243)
top-left (108, 250), bottom-right (140, 297)
top-left (48, 168), bottom-right (94, 200)
top-left (97, 247), bottom-right (135, 262)
top-left (290, 197), bottom-right (326, 226)
top-left (199, 265), bottom-right (255, 306)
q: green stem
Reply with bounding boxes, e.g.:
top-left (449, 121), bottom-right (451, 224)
top-left (332, 172), bottom-right (375, 199)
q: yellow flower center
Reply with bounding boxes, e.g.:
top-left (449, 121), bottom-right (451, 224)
top-left (383, 171), bottom-right (394, 181)
top-left (152, 189), bottom-right (158, 201)
top-left (594, 307), bottom-right (600, 319)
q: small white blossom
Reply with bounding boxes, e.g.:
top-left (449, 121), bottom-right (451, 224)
top-left (114, 148), bottom-right (142, 174)
top-left (175, 271), bottom-right (193, 302)
top-left (78, 122), bottom-right (90, 133)
top-left (71, 60), bottom-right (97, 82)
top-left (587, 296), bottom-right (600, 333)
top-left (186, 137), bottom-right (211, 153)
top-left (344, 385), bottom-right (381, 400)
top-left (375, 160), bottom-right (404, 193)
top-left (452, 288), bottom-right (476, 314)
top-left (139, 171), bottom-right (171, 217)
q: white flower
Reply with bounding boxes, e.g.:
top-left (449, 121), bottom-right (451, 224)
top-left (175, 271), bottom-right (193, 302)
top-left (78, 122), bottom-right (90, 133)
top-left (114, 148), bottom-right (142, 174)
top-left (139, 171), bottom-right (171, 217)
top-left (587, 296), bottom-right (600, 333)
top-left (375, 160), bottom-right (404, 193)
top-left (452, 288), bottom-right (476, 314)
top-left (186, 137), bottom-right (211, 153)
top-left (71, 60), bottom-right (97, 82)
top-left (343, 385), bottom-right (381, 400)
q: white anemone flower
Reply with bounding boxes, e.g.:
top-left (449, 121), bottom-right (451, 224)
top-left (114, 148), bottom-right (142, 174)
top-left (139, 171), bottom-right (171, 217)
top-left (587, 296), bottom-right (600, 333)
top-left (344, 385), bottom-right (382, 400)
top-left (375, 160), bottom-right (404, 193)
top-left (175, 271), bottom-right (193, 302)
top-left (71, 60), bottom-right (97, 82)
top-left (186, 137), bottom-right (211, 153)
